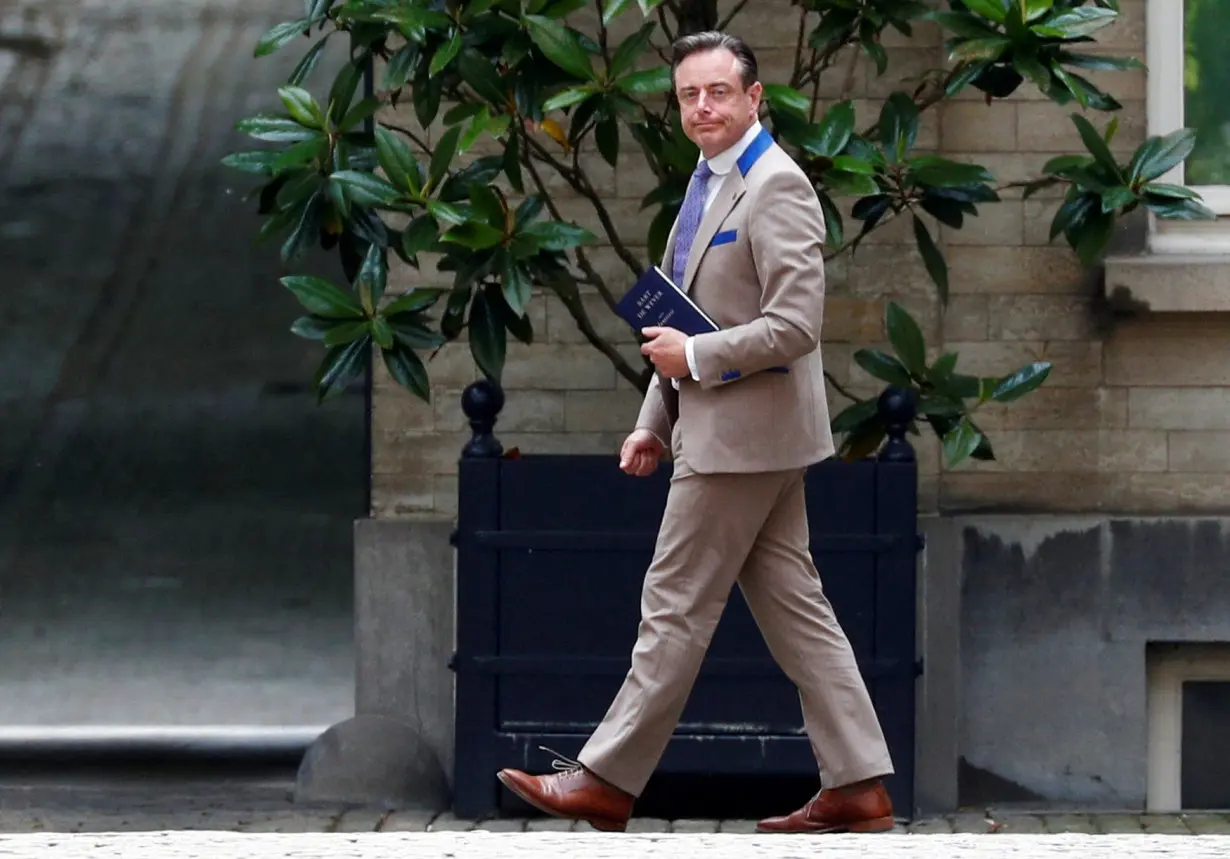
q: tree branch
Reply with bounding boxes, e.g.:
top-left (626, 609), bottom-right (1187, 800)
top-left (520, 134), bottom-right (647, 391)
top-left (824, 369), bottom-right (860, 404)
top-left (716, 0), bottom-right (750, 31)
top-left (521, 128), bottom-right (646, 284)
top-left (381, 120), bottom-right (434, 159)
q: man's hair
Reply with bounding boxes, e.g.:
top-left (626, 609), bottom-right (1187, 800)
top-left (670, 31), bottom-right (759, 90)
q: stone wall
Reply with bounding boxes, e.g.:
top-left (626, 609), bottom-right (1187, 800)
top-left (371, 0), bottom-right (1225, 522)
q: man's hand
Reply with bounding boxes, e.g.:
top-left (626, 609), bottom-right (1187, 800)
top-left (640, 326), bottom-right (689, 378)
top-left (619, 429), bottom-right (665, 477)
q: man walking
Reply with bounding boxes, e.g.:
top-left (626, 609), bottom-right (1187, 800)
top-left (496, 30), bottom-right (895, 835)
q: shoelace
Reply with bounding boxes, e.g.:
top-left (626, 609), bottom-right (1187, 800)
top-left (540, 745), bottom-right (585, 778)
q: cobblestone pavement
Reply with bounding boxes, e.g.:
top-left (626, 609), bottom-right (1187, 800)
top-left (1, 832), bottom-right (1230, 859)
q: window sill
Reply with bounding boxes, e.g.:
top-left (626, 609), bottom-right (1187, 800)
top-left (1103, 253), bottom-right (1230, 313)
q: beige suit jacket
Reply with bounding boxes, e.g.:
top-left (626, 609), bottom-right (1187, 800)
top-left (634, 127), bottom-right (834, 474)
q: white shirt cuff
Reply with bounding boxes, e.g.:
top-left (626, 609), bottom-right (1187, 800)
top-left (685, 336), bottom-right (699, 381)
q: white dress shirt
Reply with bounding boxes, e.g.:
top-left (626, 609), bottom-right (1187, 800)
top-left (673, 120), bottom-right (766, 388)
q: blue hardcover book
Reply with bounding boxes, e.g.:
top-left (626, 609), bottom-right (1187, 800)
top-left (615, 265), bottom-right (719, 336)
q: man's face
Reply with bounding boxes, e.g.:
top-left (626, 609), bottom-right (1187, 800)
top-left (673, 48), bottom-right (761, 159)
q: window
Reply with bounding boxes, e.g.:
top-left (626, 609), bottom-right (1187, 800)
top-left (1146, 0), bottom-right (1230, 252)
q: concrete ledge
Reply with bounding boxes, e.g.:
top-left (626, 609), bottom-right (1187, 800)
top-left (1104, 254), bottom-right (1230, 312)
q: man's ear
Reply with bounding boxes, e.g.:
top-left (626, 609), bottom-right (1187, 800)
top-left (747, 80), bottom-right (763, 112)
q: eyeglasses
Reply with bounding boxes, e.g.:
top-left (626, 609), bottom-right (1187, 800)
top-left (675, 85), bottom-right (738, 107)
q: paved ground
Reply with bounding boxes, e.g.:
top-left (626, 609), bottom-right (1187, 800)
top-left (4, 832), bottom-right (1230, 859)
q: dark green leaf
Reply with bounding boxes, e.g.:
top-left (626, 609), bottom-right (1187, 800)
top-left (383, 341), bottom-right (431, 401)
top-left (222, 150), bottom-right (281, 175)
top-left (330, 170), bottom-right (400, 206)
top-left (430, 30), bottom-right (462, 77)
top-left (1129, 128), bottom-right (1198, 184)
top-left (927, 11), bottom-right (998, 38)
top-left (543, 86), bottom-right (599, 112)
top-left (616, 67), bottom-right (672, 94)
top-left (388, 314), bottom-right (446, 350)
top-left (315, 337), bottom-right (370, 403)
top-left (384, 287), bottom-right (447, 316)
top-left (595, 116), bottom-right (620, 168)
top-left (823, 169), bottom-right (879, 196)
top-left (457, 49), bottom-right (508, 105)
top-left (990, 361), bottom-right (1051, 403)
top-left (830, 397), bottom-right (879, 434)
top-left (501, 252), bottom-right (533, 317)
top-left (383, 43), bottom-right (415, 91)
top-left (428, 124), bottom-right (463, 193)
top-left (909, 156), bottom-right (994, 187)
top-left (603, 0), bottom-right (635, 25)
top-left (290, 314), bottom-right (336, 341)
top-left (522, 220), bottom-right (598, 250)
top-left (1049, 192), bottom-right (1097, 241)
top-left (288, 37), bottom-right (329, 86)
top-left (878, 92), bottom-right (919, 163)
top-left (1100, 185), bottom-right (1136, 213)
top-left (323, 319), bottom-right (371, 347)
top-left (942, 418), bottom-right (983, 468)
top-left (1142, 196), bottom-right (1216, 220)
top-left (469, 183), bottom-right (505, 227)
top-left (1070, 208), bottom-right (1114, 266)
top-left (1033, 6), bottom-right (1117, 38)
top-left (949, 37), bottom-right (1011, 63)
top-left (912, 214), bottom-right (948, 305)
top-left (441, 221), bottom-right (505, 249)
top-left (468, 290), bottom-right (507, 381)
top-left (960, 0), bottom-right (1009, 23)
top-left (236, 115), bottom-right (318, 143)
top-left (1070, 113), bottom-right (1123, 179)
top-left (811, 100), bottom-right (856, 157)
top-left (885, 300), bottom-right (927, 378)
top-left (1141, 182), bottom-right (1200, 200)
top-left (853, 349), bottom-right (913, 387)
top-left (928, 351), bottom-right (959, 383)
top-left (609, 21), bottom-right (655, 80)
top-left (278, 86), bottom-right (323, 128)
top-left (817, 191), bottom-right (844, 251)
top-left (525, 14), bottom-right (595, 81)
top-left (256, 19), bottom-right (309, 57)
top-left (356, 241), bottom-right (387, 309)
top-left (339, 95), bottom-right (382, 132)
top-left (282, 275), bottom-right (365, 319)
top-left (328, 61), bottom-right (363, 126)
top-left (762, 83), bottom-right (810, 116)
top-left (375, 127), bottom-right (422, 195)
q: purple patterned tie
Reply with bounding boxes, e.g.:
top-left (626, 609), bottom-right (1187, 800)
top-left (671, 160), bottom-right (713, 284)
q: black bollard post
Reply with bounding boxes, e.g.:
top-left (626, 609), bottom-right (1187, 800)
top-left (460, 378), bottom-right (505, 459)
top-left (876, 386), bottom-right (917, 464)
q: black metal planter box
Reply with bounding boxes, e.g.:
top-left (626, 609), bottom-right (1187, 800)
top-left (450, 383), bottom-right (921, 820)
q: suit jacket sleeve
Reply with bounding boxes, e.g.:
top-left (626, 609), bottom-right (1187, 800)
top-left (634, 373), bottom-right (671, 449)
top-left (689, 168), bottom-right (826, 389)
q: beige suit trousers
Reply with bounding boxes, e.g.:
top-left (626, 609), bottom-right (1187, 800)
top-left (576, 430), bottom-right (894, 797)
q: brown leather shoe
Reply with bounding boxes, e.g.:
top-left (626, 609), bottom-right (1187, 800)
top-left (497, 753), bottom-right (633, 832)
top-left (756, 778), bottom-right (895, 834)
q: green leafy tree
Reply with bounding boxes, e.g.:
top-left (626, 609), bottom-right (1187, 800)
top-left (226, 0), bottom-right (1211, 468)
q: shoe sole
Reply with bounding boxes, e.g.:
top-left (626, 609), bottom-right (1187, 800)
top-left (755, 815), bottom-right (897, 834)
top-left (495, 771), bottom-right (628, 833)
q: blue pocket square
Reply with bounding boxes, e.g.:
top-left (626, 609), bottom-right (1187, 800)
top-left (711, 229), bottom-right (737, 247)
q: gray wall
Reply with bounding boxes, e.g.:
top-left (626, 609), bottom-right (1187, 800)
top-left (952, 515), bottom-right (1230, 808)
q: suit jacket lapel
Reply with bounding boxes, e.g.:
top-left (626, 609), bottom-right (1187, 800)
top-left (683, 168), bottom-right (746, 293)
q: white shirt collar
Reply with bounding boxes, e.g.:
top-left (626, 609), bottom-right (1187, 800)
top-left (702, 119), bottom-right (764, 176)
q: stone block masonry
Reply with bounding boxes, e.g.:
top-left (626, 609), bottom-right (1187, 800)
top-left (371, 0), bottom-right (1230, 520)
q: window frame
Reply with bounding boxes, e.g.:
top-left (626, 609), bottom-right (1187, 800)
top-left (1146, 0), bottom-right (1230, 253)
